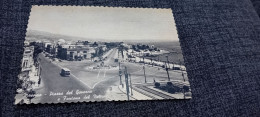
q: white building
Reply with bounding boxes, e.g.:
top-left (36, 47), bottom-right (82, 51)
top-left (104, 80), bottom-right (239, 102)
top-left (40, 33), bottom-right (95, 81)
top-left (21, 46), bottom-right (34, 72)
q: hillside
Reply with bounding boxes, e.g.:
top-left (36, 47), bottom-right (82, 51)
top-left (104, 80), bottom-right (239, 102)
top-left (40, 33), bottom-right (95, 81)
top-left (25, 30), bottom-right (94, 42)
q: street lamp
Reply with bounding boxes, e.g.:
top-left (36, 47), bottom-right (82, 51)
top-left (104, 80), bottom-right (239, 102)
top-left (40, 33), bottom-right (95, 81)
top-left (143, 66), bottom-right (147, 83)
top-left (124, 66), bottom-right (130, 101)
top-left (119, 62), bottom-right (122, 85)
top-left (166, 56), bottom-right (170, 68)
top-left (119, 70), bottom-right (122, 85)
top-left (143, 55), bottom-right (145, 65)
top-left (165, 56), bottom-right (170, 81)
top-left (129, 74), bottom-right (133, 96)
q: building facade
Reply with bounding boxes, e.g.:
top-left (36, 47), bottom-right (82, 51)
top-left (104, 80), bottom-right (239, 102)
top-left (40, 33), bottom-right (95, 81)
top-left (19, 45), bottom-right (35, 90)
top-left (57, 44), bottom-right (96, 61)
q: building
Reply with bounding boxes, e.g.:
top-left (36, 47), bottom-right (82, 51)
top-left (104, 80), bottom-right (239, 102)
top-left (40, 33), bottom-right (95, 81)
top-left (75, 40), bottom-right (89, 45)
top-left (57, 44), bottom-right (96, 61)
top-left (18, 45), bottom-right (35, 90)
top-left (21, 46), bottom-right (34, 72)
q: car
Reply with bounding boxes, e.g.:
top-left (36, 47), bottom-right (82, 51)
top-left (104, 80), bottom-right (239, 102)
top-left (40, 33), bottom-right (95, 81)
top-left (60, 68), bottom-right (70, 77)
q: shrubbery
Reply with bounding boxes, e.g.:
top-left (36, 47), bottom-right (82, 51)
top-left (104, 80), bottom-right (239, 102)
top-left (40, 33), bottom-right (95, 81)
top-left (154, 82), bottom-right (160, 87)
top-left (166, 82), bottom-right (173, 87)
top-left (167, 87), bottom-right (176, 93)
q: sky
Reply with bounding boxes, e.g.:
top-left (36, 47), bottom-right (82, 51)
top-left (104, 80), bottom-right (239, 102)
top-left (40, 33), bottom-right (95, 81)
top-left (27, 6), bottom-right (179, 42)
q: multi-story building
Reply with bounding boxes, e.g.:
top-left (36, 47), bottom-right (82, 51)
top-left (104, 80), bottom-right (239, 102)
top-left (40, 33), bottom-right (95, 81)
top-left (57, 44), bottom-right (96, 61)
top-left (19, 44), bottom-right (35, 90)
top-left (21, 46), bottom-right (34, 72)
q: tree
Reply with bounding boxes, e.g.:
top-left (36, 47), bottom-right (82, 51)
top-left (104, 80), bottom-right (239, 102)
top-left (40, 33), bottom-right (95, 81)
top-left (132, 45), bottom-right (136, 50)
top-left (155, 82), bottom-right (160, 88)
top-left (46, 45), bottom-right (51, 53)
top-left (83, 41), bottom-right (89, 45)
top-left (137, 45), bottom-right (141, 49)
top-left (98, 47), bottom-right (104, 56)
top-left (26, 89), bottom-right (36, 103)
top-left (168, 87), bottom-right (176, 93)
top-left (93, 42), bottom-right (98, 47)
top-left (146, 45), bottom-right (149, 49)
top-left (142, 45), bottom-right (146, 50)
top-left (29, 42), bottom-right (43, 64)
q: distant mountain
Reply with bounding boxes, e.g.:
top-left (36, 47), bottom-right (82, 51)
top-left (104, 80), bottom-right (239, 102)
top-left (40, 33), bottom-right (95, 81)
top-left (25, 30), bottom-right (179, 43)
top-left (25, 30), bottom-right (95, 42)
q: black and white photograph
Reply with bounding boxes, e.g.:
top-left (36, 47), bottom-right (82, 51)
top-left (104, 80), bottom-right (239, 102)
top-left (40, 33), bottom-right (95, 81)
top-left (15, 6), bottom-right (191, 104)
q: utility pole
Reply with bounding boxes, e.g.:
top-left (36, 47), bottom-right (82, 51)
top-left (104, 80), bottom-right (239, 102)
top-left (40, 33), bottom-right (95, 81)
top-left (129, 74), bottom-right (133, 96)
top-left (119, 62), bottom-right (122, 85)
top-left (121, 49), bottom-right (124, 59)
top-left (166, 56), bottom-right (170, 68)
top-left (118, 48), bottom-right (120, 59)
top-left (143, 66), bottom-right (147, 83)
top-left (38, 63), bottom-right (42, 87)
top-left (119, 62), bottom-right (120, 71)
top-left (143, 55), bottom-right (145, 65)
top-left (124, 66), bottom-right (130, 101)
top-left (150, 59), bottom-right (152, 66)
top-left (166, 56), bottom-right (170, 81)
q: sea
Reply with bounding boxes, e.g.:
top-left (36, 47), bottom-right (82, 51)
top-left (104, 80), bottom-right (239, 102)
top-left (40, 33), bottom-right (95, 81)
top-left (126, 41), bottom-right (184, 64)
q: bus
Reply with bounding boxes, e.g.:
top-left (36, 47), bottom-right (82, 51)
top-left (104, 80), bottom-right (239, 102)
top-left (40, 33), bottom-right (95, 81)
top-left (60, 68), bottom-right (70, 77)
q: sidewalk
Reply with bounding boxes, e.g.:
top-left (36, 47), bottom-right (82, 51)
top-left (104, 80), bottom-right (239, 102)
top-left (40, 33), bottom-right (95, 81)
top-left (118, 84), bottom-right (153, 100)
top-left (30, 65), bottom-right (41, 89)
top-left (105, 85), bottom-right (135, 101)
top-left (105, 84), bottom-right (152, 101)
top-left (15, 64), bottom-right (41, 104)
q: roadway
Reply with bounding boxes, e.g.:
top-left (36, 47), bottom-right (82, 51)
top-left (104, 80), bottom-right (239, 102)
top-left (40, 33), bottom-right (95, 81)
top-left (34, 53), bottom-right (97, 104)
top-left (33, 48), bottom-right (188, 103)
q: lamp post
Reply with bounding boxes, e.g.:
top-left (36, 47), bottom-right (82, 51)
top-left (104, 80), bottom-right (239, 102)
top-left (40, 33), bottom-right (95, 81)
top-left (119, 62), bottom-right (122, 85)
top-left (129, 74), bottom-right (133, 96)
top-left (166, 56), bottom-right (170, 81)
top-left (143, 66), bottom-right (147, 83)
top-left (166, 56), bottom-right (170, 68)
top-left (124, 66), bottom-right (130, 101)
top-left (143, 55), bottom-right (145, 65)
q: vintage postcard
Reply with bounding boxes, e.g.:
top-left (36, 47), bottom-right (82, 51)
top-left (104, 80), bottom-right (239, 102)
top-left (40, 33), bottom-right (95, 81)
top-left (15, 6), bottom-right (191, 104)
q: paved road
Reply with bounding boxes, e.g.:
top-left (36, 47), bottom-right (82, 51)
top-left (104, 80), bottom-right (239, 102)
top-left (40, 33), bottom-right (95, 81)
top-left (34, 53), bottom-right (98, 104)
top-left (34, 48), bottom-right (188, 103)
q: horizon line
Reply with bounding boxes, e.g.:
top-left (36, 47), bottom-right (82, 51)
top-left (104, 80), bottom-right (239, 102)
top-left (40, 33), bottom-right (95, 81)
top-left (26, 29), bottom-right (180, 42)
